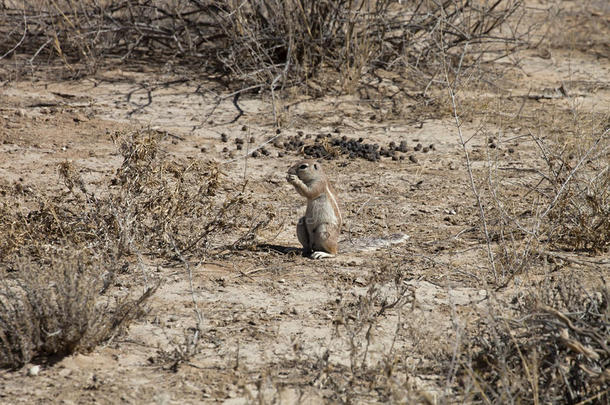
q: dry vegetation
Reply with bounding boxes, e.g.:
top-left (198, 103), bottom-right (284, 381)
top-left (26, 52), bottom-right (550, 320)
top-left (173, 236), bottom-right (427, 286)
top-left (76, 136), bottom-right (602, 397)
top-left (0, 129), bottom-right (271, 368)
top-left (0, 0), bottom-right (608, 403)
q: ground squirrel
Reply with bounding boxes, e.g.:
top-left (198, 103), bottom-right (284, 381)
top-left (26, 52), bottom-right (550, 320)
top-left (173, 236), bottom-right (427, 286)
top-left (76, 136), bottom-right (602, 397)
top-left (286, 159), bottom-right (342, 259)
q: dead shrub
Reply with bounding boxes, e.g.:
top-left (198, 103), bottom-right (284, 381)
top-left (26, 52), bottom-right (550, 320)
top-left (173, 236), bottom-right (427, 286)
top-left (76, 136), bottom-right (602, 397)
top-left (0, 129), bottom-right (271, 264)
top-left (108, 129), bottom-right (272, 258)
top-left (0, 254), bottom-right (156, 369)
top-left (458, 278), bottom-right (609, 403)
top-left (1, 0), bottom-right (529, 90)
top-left (0, 128), bottom-right (271, 369)
top-left (540, 128), bottom-right (610, 253)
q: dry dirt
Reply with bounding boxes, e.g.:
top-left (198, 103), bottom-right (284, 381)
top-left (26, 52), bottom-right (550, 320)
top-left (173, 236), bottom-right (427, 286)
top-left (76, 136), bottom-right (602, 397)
top-left (1, 5), bottom-right (609, 404)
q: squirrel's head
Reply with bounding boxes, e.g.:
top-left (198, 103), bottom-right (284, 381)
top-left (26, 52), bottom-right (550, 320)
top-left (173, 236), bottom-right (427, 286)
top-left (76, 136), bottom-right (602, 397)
top-left (288, 160), bottom-right (324, 183)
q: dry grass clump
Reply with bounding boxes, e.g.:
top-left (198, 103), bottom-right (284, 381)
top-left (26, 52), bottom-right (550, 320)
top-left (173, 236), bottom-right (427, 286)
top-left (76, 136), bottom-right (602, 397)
top-left (0, 254), bottom-right (156, 369)
top-left (457, 278), bottom-right (609, 404)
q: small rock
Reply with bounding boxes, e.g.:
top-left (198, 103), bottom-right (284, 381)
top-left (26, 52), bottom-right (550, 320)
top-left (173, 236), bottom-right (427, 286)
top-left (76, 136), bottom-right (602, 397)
top-left (28, 365), bottom-right (40, 376)
top-left (73, 114), bottom-right (88, 123)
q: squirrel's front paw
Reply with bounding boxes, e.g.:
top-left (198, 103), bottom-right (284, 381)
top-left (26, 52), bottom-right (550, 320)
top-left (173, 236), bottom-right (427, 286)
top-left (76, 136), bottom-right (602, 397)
top-left (286, 174), bottom-right (298, 183)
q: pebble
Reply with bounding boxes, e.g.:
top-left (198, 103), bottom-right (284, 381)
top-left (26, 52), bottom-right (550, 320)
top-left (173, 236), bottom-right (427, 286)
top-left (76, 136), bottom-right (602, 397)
top-left (28, 365), bottom-right (40, 376)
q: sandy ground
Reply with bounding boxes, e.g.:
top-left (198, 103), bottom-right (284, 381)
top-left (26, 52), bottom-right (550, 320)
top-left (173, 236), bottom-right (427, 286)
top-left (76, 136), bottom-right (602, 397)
top-left (0, 4), bottom-right (609, 404)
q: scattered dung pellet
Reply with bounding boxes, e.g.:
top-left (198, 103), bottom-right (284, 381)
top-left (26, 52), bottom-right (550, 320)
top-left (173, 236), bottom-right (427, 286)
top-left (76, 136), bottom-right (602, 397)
top-left (414, 143), bottom-right (422, 151)
top-left (278, 152), bottom-right (284, 157)
top-left (241, 125), bottom-right (247, 131)
top-left (249, 137), bottom-right (255, 143)
top-left (251, 151), bottom-right (259, 158)
top-left (222, 147), bottom-right (228, 152)
top-left (422, 147), bottom-right (429, 153)
top-left (200, 147), bottom-right (207, 153)
top-left (358, 137), bottom-right (364, 143)
top-left (399, 141), bottom-right (408, 152)
top-left (276, 128), bottom-right (281, 134)
top-left (297, 130), bottom-right (304, 136)
top-left (508, 147), bottom-right (515, 153)
top-left (389, 141), bottom-right (396, 149)
top-left (261, 147), bottom-right (270, 156)
top-left (235, 137), bottom-right (244, 144)
top-left (429, 144), bottom-right (436, 151)
top-left (370, 115), bottom-right (376, 121)
top-left (236, 144), bottom-right (242, 150)
top-left (489, 143), bottom-right (496, 149)
top-left (409, 155), bottom-right (418, 163)
top-left (220, 133), bottom-right (228, 142)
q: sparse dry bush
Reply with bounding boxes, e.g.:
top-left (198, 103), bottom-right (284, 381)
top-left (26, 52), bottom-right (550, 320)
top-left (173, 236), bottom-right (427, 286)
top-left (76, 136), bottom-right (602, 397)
top-left (483, 122), bottom-right (609, 285)
top-left (0, 129), bottom-right (271, 369)
top-left (447, 92), bottom-right (610, 284)
top-left (0, 0), bottom-right (530, 90)
top-left (0, 129), bottom-right (271, 264)
top-left (317, 266), bottom-right (416, 402)
top-left (109, 129), bottom-right (272, 258)
top-left (540, 127), bottom-right (610, 253)
top-left (457, 279), bottom-right (609, 404)
top-left (0, 254), bottom-right (156, 369)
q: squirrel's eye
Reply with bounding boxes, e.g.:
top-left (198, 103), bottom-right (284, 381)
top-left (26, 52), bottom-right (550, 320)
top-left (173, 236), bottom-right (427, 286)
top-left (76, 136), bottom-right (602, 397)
top-left (299, 164), bottom-right (308, 170)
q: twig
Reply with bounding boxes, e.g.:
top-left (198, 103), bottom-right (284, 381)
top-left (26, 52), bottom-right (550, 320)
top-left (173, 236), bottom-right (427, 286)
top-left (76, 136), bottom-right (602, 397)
top-left (440, 35), bottom-right (498, 282)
